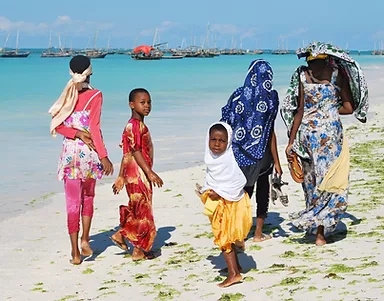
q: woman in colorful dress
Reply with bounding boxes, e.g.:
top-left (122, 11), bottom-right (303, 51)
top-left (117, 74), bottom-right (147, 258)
top-left (221, 59), bottom-right (283, 242)
top-left (49, 55), bottom-right (114, 264)
top-left (281, 42), bottom-right (369, 246)
top-left (111, 88), bottom-right (163, 261)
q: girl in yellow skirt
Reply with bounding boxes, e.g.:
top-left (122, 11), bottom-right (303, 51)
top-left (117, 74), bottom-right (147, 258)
top-left (197, 122), bottom-right (252, 288)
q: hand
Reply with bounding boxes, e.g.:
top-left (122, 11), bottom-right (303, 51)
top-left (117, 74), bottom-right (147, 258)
top-left (208, 190), bottom-right (221, 200)
top-left (76, 130), bottom-right (95, 151)
top-left (112, 176), bottom-right (125, 195)
top-left (274, 163), bottom-right (283, 176)
top-left (147, 170), bottom-right (163, 188)
top-left (101, 157), bottom-right (114, 176)
top-left (285, 144), bottom-right (294, 163)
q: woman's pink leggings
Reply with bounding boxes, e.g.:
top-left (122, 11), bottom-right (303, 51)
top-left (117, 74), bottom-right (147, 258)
top-left (64, 178), bottom-right (96, 234)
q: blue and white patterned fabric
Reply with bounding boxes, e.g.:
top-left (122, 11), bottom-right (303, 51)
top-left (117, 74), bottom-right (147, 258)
top-left (221, 59), bottom-right (279, 167)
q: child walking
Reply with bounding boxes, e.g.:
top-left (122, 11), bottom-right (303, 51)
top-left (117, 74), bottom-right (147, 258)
top-left (111, 88), bottom-right (163, 261)
top-left (197, 122), bottom-right (252, 288)
top-left (49, 55), bottom-right (114, 265)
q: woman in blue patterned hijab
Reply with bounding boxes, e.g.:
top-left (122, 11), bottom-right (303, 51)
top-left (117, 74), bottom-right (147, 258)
top-left (221, 59), bottom-right (282, 242)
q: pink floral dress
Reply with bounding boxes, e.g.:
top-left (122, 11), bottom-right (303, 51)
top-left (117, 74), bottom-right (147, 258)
top-left (57, 92), bottom-right (103, 181)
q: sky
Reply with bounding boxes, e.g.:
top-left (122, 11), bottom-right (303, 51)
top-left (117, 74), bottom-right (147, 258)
top-left (0, 0), bottom-right (382, 50)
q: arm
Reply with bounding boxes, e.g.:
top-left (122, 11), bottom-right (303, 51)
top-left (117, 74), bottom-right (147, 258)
top-left (338, 73), bottom-right (354, 115)
top-left (288, 80), bottom-right (304, 146)
top-left (123, 121), bottom-right (163, 187)
top-left (55, 123), bottom-right (78, 139)
top-left (270, 129), bottom-right (282, 174)
top-left (88, 92), bottom-right (108, 159)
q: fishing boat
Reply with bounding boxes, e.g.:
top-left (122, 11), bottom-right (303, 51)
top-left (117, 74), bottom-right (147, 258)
top-left (131, 41), bottom-right (164, 60)
top-left (77, 31), bottom-right (108, 58)
top-left (1, 31), bottom-right (30, 58)
top-left (41, 32), bottom-right (71, 58)
top-left (161, 55), bottom-right (184, 59)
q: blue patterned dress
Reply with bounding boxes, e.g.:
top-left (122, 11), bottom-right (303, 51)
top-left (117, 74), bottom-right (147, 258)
top-left (290, 68), bottom-right (348, 234)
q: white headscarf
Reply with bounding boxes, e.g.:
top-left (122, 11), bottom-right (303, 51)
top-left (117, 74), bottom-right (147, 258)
top-left (48, 64), bottom-right (93, 137)
top-left (203, 121), bottom-right (246, 202)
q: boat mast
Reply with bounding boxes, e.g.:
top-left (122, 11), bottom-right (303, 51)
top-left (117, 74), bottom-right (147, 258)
top-left (152, 28), bottom-right (158, 47)
top-left (16, 29), bottom-right (20, 53)
top-left (4, 33), bottom-right (10, 49)
top-left (93, 30), bottom-right (99, 49)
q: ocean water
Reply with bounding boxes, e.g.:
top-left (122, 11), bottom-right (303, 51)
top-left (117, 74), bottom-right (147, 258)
top-left (0, 50), bottom-right (381, 220)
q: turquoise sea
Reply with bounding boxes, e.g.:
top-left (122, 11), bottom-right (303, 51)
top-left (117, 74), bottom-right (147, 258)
top-left (0, 50), bottom-right (382, 219)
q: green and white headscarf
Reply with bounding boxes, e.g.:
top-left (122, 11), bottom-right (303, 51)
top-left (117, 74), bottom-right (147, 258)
top-left (281, 41), bottom-right (369, 138)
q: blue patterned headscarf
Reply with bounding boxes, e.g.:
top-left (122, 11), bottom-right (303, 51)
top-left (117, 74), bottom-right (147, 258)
top-left (221, 59), bottom-right (279, 167)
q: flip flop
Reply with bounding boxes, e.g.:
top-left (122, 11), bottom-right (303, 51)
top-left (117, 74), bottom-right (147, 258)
top-left (288, 153), bottom-right (304, 183)
top-left (109, 236), bottom-right (128, 251)
top-left (270, 174), bottom-right (289, 207)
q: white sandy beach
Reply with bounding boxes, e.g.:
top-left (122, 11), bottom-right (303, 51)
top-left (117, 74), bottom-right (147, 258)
top-left (1, 69), bottom-right (384, 301)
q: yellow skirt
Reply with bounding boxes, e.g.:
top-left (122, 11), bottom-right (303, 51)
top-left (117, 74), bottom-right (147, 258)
top-left (200, 191), bottom-right (252, 253)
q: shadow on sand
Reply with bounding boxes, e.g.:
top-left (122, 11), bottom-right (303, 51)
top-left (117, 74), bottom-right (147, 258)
top-left (207, 251), bottom-right (257, 276)
top-left (85, 225), bottom-right (176, 261)
top-left (285, 211), bottom-right (360, 245)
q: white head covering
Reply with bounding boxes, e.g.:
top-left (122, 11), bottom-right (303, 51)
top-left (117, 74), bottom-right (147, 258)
top-left (203, 121), bottom-right (246, 202)
top-left (48, 64), bottom-right (93, 137)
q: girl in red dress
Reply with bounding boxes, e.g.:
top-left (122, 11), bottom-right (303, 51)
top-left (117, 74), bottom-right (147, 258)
top-left (111, 88), bottom-right (163, 261)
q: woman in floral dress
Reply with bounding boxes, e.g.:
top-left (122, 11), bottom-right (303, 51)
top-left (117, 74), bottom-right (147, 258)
top-left (281, 42), bottom-right (369, 246)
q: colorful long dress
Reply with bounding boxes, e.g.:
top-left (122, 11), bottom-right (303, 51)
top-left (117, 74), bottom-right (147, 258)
top-left (118, 118), bottom-right (156, 252)
top-left (290, 69), bottom-right (348, 234)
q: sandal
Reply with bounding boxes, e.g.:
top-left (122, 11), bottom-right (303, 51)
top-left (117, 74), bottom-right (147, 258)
top-left (195, 183), bottom-right (203, 198)
top-left (288, 153), bottom-right (304, 183)
top-left (270, 173), bottom-right (289, 207)
top-left (109, 236), bottom-right (128, 251)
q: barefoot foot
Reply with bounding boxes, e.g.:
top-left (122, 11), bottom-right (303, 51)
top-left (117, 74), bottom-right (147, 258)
top-left (81, 241), bottom-right (93, 257)
top-left (132, 247), bottom-right (146, 261)
top-left (70, 255), bottom-right (82, 265)
top-left (253, 233), bottom-right (272, 243)
top-left (220, 266), bottom-right (243, 274)
top-left (217, 274), bottom-right (242, 288)
top-left (315, 235), bottom-right (327, 246)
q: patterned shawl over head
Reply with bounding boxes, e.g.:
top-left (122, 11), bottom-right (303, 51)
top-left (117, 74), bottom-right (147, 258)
top-left (221, 59), bottom-right (279, 167)
top-left (281, 41), bottom-right (369, 138)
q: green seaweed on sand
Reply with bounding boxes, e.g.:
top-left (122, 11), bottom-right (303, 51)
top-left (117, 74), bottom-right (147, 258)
top-left (326, 264), bottom-right (355, 273)
top-left (358, 261), bottom-right (378, 269)
top-left (194, 231), bottom-right (214, 239)
top-left (280, 250), bottom-right (296, 258)
top-left (248, 244), bottom-right (262, 251)
top-left (55, 295), bottom-right (78, 301)
top-left (82, 268), bottom-right (95, 274)
top-left (324, 273), bottom-right (345, 280)
top-left (278, 276), bottom-right (308, 286)
top-left (173, 193), bottom-right (183, 197)
top-left (218, 293), bottom-right (245, 301)
top-left (134, 273), bottom-right (150, 280)
top-left (154, 288), bottom-right (181, 300)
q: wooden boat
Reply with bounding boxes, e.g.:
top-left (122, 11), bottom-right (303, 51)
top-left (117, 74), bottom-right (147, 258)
top-left (1, 50), bottom-right (30, 58)
top-left (1, 31), bottom-right (30, 58)
top-left (161, 55), bottom-right (184, 59)
top-left (41, 32), bottom-right (71, 57)
top-left (83, 50), bottom-right (108, 58)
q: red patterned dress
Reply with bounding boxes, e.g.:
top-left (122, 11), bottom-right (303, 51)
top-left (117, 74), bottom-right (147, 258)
top-left (118, 118), bottom-right (156, 252)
